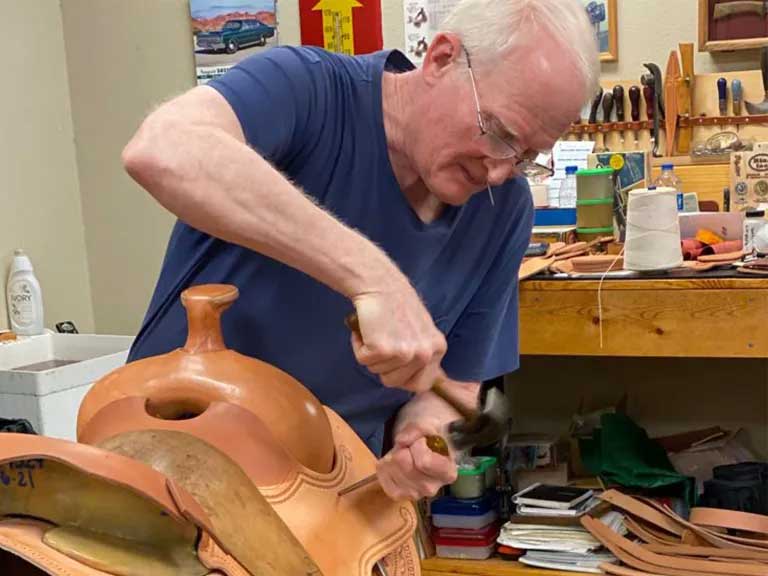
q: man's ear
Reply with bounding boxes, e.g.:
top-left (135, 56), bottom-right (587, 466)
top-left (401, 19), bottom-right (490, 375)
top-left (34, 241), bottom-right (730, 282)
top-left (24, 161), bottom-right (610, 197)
top-left (421, 33), bottom-right (463, 86)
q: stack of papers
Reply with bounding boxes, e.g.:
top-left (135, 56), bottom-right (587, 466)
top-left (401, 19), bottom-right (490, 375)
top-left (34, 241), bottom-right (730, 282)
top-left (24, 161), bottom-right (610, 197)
top-left (519, 550), bottom-right (618, 574)
top-left (497, 511), bottom-right (626, 574)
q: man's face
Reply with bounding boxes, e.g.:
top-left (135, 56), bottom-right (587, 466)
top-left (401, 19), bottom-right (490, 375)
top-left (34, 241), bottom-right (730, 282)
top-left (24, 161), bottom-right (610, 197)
top-left (412, 34), bottom-right (586, 206)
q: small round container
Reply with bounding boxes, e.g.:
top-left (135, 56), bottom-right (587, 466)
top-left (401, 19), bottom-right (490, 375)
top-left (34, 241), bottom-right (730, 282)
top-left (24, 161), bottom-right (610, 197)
top-left (477, 456), bottom-right (497, 490)
top-left (450, 460), bottom-right (486, 499)
top-left (577, 197), bottom-right (614, 230)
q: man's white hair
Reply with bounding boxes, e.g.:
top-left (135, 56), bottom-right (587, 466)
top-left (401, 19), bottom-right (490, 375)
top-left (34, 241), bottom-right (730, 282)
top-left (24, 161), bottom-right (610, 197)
top-left (440, 0), bottom-right (600, 101)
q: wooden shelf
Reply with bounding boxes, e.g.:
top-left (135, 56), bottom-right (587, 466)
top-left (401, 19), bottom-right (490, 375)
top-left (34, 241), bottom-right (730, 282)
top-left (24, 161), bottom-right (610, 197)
top-left (567, 114), bottom-right (768, 137)
top-left (519, 277), bottom-right (768, 358)
top-left (422, 558), bottom-right (594, 575)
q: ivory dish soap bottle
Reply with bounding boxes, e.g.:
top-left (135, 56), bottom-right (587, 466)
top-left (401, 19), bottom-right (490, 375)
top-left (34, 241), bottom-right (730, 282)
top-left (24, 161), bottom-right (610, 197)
top-left (6, 249), bottom-right (45, 336)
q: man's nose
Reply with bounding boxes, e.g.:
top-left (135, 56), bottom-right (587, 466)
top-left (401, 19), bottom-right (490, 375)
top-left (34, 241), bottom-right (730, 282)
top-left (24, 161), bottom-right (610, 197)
top-left (484, 157), bottom-right (518, 186)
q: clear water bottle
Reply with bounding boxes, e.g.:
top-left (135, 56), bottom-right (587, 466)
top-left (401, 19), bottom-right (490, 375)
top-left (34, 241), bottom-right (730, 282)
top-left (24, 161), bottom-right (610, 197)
top-left (558, 166), bottom-right (579, 208)
top-left (653, 164), bottom-right (683, 211)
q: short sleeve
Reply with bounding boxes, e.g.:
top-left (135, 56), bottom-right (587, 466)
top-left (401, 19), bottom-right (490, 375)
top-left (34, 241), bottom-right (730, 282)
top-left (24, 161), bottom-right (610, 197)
top-left (207, 47), bottom-right (324, 167)
top-left (441, 195), bottom-right (534, 383)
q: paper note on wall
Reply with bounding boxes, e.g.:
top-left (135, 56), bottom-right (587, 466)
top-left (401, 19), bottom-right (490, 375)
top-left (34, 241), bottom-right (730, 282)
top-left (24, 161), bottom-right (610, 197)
top-left (547, 141), bottom-right (595, 199)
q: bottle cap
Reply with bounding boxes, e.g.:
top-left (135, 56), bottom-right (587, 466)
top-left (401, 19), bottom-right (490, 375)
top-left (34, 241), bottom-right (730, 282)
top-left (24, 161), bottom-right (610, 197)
top-left (661, 163), bottom-right (674, 170)
top-left (565, 166), bottom-right (579, 175)
top-left (11, 249), bottom-right (33, 273)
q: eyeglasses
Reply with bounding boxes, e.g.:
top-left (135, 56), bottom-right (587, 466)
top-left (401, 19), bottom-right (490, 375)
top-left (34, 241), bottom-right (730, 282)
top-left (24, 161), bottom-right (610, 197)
top-left (463, 47), bottom-right (554, 181)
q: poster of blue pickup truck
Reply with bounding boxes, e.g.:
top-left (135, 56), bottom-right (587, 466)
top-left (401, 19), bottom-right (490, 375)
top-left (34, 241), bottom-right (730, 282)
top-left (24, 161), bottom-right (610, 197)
top-left (190, 0), bottom-right (278, 84)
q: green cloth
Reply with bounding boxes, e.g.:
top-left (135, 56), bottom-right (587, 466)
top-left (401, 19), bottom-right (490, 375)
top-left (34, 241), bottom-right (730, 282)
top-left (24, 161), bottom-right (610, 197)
top-left (579, 413), bottom-right (695, 505)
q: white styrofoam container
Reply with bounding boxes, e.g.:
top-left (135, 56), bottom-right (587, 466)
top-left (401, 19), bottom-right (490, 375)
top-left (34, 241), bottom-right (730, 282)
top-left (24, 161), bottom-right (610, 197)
top-left (0, 332), bottom-right (133, 440)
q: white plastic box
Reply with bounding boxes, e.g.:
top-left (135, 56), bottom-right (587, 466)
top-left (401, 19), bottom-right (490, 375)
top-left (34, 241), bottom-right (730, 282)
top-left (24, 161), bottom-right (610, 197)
top-left (0, 332), bottom-right (133, 440)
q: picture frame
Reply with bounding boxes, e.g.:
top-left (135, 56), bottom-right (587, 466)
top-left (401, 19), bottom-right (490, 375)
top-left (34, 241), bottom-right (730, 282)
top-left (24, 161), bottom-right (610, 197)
top-left (583, 0), bottom-right (618, 62)
top-left (699, 0), bottom-right (768, 52)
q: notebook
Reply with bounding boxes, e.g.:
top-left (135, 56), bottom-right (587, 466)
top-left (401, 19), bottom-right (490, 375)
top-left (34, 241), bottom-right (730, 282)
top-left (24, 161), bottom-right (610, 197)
top-left (513, 483), bottom-right (594, 510)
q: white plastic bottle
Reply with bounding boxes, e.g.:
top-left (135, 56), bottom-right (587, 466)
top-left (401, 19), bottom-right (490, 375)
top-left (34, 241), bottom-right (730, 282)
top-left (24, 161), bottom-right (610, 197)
top-left (653, 164), bottom-right (684, 211)
top-left (558, 165), bottom-right (579, 208)
top-left (6, 249), bottom-right (45, 336)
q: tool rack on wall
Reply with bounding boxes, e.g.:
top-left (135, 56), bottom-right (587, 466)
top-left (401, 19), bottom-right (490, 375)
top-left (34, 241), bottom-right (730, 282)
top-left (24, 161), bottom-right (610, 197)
top-left (563, 42), bottom-right (768, 163)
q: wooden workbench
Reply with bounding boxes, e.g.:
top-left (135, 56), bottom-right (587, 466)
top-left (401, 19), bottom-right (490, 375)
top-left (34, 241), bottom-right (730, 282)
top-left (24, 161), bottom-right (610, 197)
top-left (421, 558), bottom-right (585, 575)
top-left (420, 275), bottom-right (768, 575)
top-left (519, 276), bottom-right (768, 358)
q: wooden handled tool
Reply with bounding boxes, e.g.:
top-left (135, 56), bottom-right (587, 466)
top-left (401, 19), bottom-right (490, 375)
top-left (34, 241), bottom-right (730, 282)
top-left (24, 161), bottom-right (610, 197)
top-left (340, 313), bottom-right (457, 496)
top-left (337, 435), bottom-right (449, 497)
top-left (629, 85), bottom-right (641, 149)
top-left (613, 85), bottom-right (625, 148)
top-left (677, 42), bottom-right (694, 154)
top-left (600, 91), bottom-right (614, 152)
top-left (643, 84), bottom-right (655, 150)
top-left (717, 77), bottom-right (728, 117)
top-left (344, 313), bottom-right (478, 422)
top-left (587, 87), bottom-right (604, 144)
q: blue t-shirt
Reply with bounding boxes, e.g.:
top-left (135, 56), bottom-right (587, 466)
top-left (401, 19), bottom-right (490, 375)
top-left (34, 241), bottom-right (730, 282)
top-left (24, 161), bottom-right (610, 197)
top-left (128, 46), bottom-right (533, 454)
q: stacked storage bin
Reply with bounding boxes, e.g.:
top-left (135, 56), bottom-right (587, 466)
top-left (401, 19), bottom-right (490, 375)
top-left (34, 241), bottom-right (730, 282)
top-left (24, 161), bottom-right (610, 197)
top-left (430, 456), bottom-right (500, 560)
top-left (575, 167), bottom-right (615, 243)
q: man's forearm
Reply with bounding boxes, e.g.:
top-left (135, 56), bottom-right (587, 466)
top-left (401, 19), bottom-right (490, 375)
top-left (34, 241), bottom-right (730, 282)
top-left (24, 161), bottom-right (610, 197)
top-left (395, 378), bottom-right (480, 438)
top-left (122, 90), bottom-right (404, 301)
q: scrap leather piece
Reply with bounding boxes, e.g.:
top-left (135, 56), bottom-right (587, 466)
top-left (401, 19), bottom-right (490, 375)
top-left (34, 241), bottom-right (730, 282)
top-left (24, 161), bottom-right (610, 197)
top-left (689, 508), bottom-right (768, 538)
top-left (697, 250), bottom-right (746, 263)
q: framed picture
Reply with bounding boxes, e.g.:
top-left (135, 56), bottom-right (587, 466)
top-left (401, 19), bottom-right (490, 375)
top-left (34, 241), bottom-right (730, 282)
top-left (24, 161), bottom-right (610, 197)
top-left (699, 0), bottom-right (768, 52)
top-left (583, 0), bottom-right (618, 62)
top-left (190, 0), bottom-right (278, 84)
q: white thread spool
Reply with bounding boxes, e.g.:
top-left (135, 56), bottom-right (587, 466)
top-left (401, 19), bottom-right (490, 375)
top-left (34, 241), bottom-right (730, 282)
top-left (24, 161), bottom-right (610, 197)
top-left (624, 187), bottom-right (683, 272)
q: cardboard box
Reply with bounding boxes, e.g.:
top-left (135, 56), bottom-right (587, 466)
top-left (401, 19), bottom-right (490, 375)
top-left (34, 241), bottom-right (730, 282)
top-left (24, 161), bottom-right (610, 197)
top-left (531, 226), bottom-right (577, 244)
top-left (730, 151), bottom-right (768, 212)
top-left (678, 211), bottom-right (744, 241)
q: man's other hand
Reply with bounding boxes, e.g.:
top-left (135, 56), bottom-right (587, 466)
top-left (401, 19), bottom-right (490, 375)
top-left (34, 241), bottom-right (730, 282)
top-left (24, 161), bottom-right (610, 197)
top-left (351, 282), bottom-right (446, 393)
top-left (375, 421), bottom-right (457, 501)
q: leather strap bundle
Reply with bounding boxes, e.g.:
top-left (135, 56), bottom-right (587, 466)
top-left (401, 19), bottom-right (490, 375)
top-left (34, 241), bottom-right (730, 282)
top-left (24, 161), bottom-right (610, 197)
top-left (580, 489), bottom-right (768, 576)
top-left (738, 258), bottom-right (768, 276)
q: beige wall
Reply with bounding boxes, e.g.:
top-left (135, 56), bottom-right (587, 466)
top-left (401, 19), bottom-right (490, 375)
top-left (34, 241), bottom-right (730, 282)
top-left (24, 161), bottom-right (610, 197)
top-left (0, 0), bottom-right (95, 333)
top-left (602, 0), bottom-right (762, 80)
top-left (60, 0), bottom-right (191, 336)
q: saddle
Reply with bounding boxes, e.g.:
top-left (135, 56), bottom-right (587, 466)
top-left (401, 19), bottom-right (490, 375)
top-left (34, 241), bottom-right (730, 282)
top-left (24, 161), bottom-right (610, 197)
top-left (0, 284), bottom-right (421, 576)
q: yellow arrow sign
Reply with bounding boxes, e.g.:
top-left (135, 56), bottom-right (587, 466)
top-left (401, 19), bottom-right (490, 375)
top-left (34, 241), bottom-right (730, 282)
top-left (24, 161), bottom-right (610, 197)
top-left (312, 0), bottom-right (363, 55)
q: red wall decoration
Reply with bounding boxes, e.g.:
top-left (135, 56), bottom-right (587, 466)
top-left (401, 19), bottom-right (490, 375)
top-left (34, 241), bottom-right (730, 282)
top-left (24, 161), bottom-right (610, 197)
top-left (299, 0), bottom-right (383, 55)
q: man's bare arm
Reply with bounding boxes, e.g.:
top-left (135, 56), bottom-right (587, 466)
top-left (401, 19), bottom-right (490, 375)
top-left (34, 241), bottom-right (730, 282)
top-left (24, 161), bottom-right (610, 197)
top-left (122, 86), bottom-right (445, 392)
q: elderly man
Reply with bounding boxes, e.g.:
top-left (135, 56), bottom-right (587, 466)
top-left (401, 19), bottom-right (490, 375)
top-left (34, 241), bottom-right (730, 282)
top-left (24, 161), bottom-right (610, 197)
top-left (122, 0), bottom-right (599, 501)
